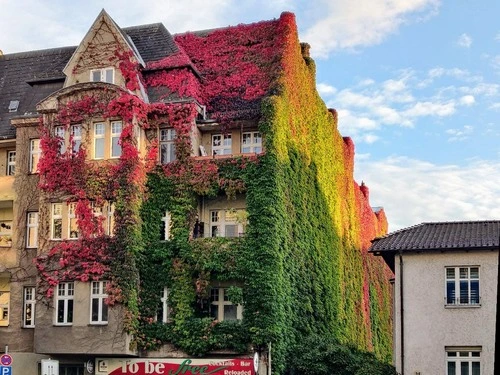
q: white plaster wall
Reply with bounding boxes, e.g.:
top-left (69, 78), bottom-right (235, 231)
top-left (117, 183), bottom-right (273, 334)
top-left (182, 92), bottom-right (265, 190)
top-left (393, 250), bottom-right (497, 374)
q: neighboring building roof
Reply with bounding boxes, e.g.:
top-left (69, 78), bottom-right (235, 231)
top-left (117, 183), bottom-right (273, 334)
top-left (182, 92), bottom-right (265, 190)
top-left (370, 220), bottom-right (500, 271)
top-left (0, 47), bottom-right (73, 138)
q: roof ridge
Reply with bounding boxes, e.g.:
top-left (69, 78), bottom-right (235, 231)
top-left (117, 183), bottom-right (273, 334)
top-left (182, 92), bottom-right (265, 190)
top-left (0, 46), bottom-right (76, 59)
top-left (123, 23), bottom-right (163, 31)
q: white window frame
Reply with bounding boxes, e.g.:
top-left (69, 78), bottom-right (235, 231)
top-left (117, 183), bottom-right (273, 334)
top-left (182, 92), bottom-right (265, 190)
top-left (159, 128), bottom-right (176, 164)
top-left (212, 134), bottom-right (232, 156)
top-left (210, 287), bottom-right (242, 321)
top-left (94, 123), bottom-right (105, 159)
top-left (68, 203), bottom-right (78, 239)
top-left (241, 132), bottom-right (262, 153)
top-left (23, 286), bottom-right (36, 328)
top-left (55, 282), bottom-right (74, 325)
top-left (90, 281), bottom-right (108, 325)
top-left (29, 139), bottom-right (41, 173)
top-left (54, 125), bottom-right (66, 154)
top-left (446, 349), bottom-right (481, 375)
top-left (70, 124), bottom-right (82, 154)
top-left (209, 209), bottom-right (245, 238)
top-left (161, 211), bottom-right (172, 241)
top-left (51, 203), bottom-right (63, 240)
top-left (90, 67), bottom-right (114, 84)
top-left (110, 121), bottom-right (122, 158)
top-left (26, 212), bottom-right (39, 248)
top-left (157, 287), bottom-right (170, 323)
top-left (445, 266), bottom-right (480, 306)
top-left (7, 151), bottom-right (15, 176)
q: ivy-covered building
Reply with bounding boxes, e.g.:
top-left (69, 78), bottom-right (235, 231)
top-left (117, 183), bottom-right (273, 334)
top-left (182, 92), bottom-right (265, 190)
top-left (0, 10), bottom-right (393, 375)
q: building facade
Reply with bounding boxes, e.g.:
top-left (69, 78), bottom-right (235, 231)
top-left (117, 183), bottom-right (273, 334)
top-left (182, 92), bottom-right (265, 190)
top-left (370, 221), bottom-right (499, 375)
top-left (0, 10), bottom-right (393, 375)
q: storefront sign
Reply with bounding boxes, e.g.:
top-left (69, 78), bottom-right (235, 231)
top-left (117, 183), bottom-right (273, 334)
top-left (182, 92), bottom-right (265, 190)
top-left (96, 358), bottom-right (255, 375)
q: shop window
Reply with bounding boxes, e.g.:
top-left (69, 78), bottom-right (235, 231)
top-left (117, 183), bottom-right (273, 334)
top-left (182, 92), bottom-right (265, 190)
top-left (0, 278), bottom-right (10, 326)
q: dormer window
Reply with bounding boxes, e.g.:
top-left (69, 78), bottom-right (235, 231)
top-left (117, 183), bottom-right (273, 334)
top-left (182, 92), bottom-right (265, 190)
top-left (90, 68), bottom-right (114, 84)
top-left (8, 100), bottom-right (19, 112)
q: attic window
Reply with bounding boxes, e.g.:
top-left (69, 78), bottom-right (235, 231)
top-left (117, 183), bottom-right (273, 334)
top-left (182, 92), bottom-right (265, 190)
top-left (90, 68), bottom-right (114, 84)
top-left (8, 100), bottom-right (19, 112)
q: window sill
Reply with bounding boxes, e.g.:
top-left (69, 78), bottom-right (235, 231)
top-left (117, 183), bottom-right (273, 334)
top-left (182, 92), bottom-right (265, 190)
top-left (89, 322), bottom-right (108, 326)
top-left (445, 304), bottom-right (481, 309)
top-left (53, 323), bottom-right (73, 327)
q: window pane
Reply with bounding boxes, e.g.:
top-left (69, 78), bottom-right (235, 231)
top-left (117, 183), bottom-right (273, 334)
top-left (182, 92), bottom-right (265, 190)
top-left (447, 362), bottom-right (456, 375)
top-left (225, 224), bottom-right (237, 238)
top-left (53, 219), bottom-right (62, 239)
top-left (57, 300), bottom-right (65, 323)
top-left (471, 280), bottom-right (479, 304)
top-left (460, 268), bottom-right (468, 279)
top-left (224, 305), bottom-right (237, 321)
top-left (472, 362), bottom-right (480, 375)
top-left (447, 281), bottom-right (455, 304)
top-left (102, 302), bottom-right (108, 322)
top-left (95, 138), bottom-right (104, 159)
top-left (91, 299), bottom-right (99, 321)
top-left (470, 267), bottom-right (479, 279)
top-left (459, 281), bottom-right (469, 304)
top-left (460, 361), bottom-right (469, 374)
top-left (67, 299), bottom-right (73, 323)
top-left (92, 71), bottom-right (101, 82)
top-left (105, 69), bottom-right (113, 83)
top-left (111, 137), bottom-right (121, 157)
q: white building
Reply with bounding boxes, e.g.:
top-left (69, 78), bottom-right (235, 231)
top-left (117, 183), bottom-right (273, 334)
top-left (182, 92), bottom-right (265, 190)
top-left (370, 221), bottom-right (499, 375)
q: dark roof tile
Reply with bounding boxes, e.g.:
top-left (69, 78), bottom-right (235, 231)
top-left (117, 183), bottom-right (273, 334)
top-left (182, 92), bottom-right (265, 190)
top-left (370, 220), bottom-right (500, 252)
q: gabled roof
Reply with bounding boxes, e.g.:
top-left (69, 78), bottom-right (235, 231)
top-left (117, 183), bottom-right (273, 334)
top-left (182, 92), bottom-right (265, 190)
top-left (370, 220), bottom-right (500, 271)
top-left (123, 23), bottom-right (179, 64)
top-left (370, 220), bottom-right (500, 252)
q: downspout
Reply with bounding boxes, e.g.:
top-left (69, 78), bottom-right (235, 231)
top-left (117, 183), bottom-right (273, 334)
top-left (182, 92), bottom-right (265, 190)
top-left (399, 250), bottom-right (405, 375)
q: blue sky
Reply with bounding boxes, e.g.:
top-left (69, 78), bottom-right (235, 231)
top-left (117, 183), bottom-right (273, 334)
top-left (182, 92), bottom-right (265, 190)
top-left (1, 0), bottom-right (499, 230)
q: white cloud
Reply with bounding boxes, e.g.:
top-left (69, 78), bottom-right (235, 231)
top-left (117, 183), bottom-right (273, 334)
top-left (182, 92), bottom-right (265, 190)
top-left (403, 101), bottom-right (456, 117)
top-left (446, 125), bottom-right (473, 142)
top-left (495, 32), bottom-right (500, 42)
top-left (301, 0), bottom-right (441, 58)
top-left (459, 95), bottom-right (475, 106)
top-left (457, 33), bottom-right (472, 48)
top-left (355, 156), bottom-right (500, 231)
top-left (492, 55), bottom-right (500, 70)
top-left (317, 83), bottom-right (337, 96)
top-left (489, 103), bottom-right (500, 111)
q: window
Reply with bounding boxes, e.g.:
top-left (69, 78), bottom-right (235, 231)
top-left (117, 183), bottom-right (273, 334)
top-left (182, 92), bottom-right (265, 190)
top-left (111, 121), bottom-right (122, 158)
top-left (94, 123), bottom-right (105, 159)
top-left (210, 288), bottom-right (242, 321)
top-left (92, 201), bottom-right (115, 236)
top-left (30, 139), bottom-right (41, 173)
top-left (160, 128), bottom-right (176, 164)
top-left (93, 121), bottom-right (123, 159)
top-left (51, 203), bottom-right (79, 240)
top-left (210, 209), bottom-right (246, 238)
top-left (8, 100), bottom-right (19, 112)
top-left (446, 267), bottom-right (480, 305)
top-left (68, 203), bottom-right (78, 239)
top-left (90, 68), bottom-right (114, 84)
top-left (0, 277), bottom-right (10, 326)
top-left (26, 212), bottom-right (39, 248)
top-left (7, 151), bottom-right (15, 176)
top-left (90, 281), bottom-right (108, 324)
top-left (212, 134), bottom-right (232, 155)
top-left (71, 125), bottom-right (82, 153)
top-left (446, 349), bottom-right (480, 375)
top-left (0, 220), bottom-right (12, 247)
top-left (161, 211), bottom-right (172, 241)
top-left (56, 282), bottom-right (74, 325)
top-left (157, 287), bottom-right (170, 323)
top-left (242, 132), bottom-right (262, 153)
top-left (23, 286), bottom-right (36, 328)
top-left (55, 126), bottom-right (66, 154)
